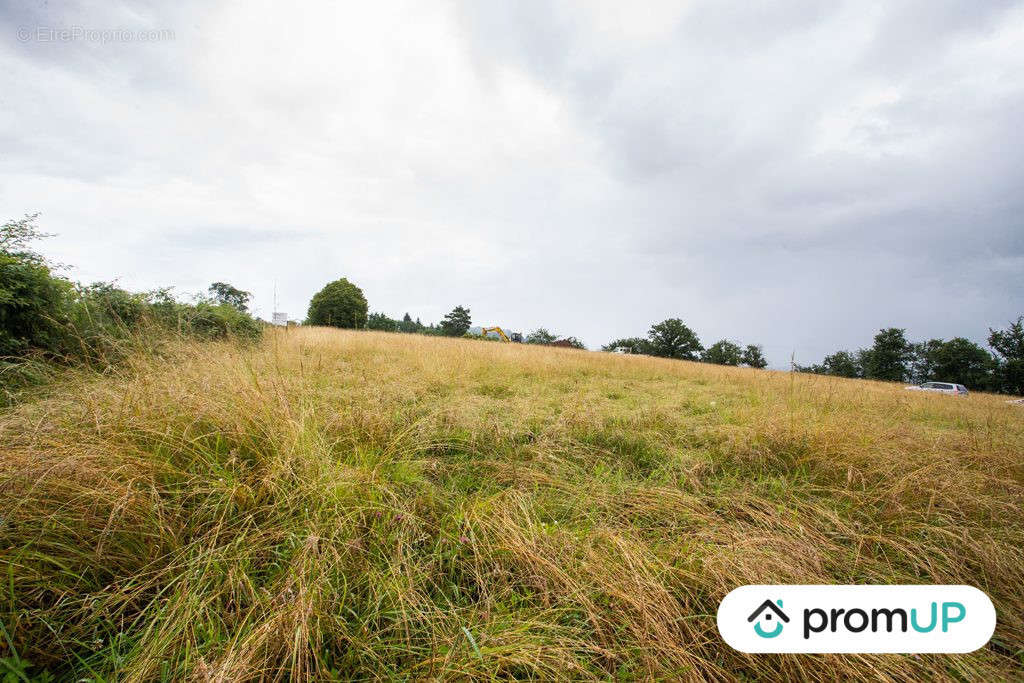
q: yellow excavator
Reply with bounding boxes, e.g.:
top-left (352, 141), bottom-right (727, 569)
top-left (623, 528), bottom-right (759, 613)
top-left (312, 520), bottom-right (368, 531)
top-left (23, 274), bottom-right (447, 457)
top-left (482, 326), bottom-right (523, 343)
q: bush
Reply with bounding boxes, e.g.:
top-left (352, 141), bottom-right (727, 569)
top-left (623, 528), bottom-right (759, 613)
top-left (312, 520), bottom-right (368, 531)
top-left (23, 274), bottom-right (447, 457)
top-left (0, 215), bottom-right (72, 356)
top-left (57, 284), bottom-right (261, 364)
top-left (0, 251), bottom-right (70, 356)
top-left (180, 302), bottom-right (263, 341)
top-left (557, 336), bottom-right (586, 349)
top-left (2, 213), bottom-right (264, 403)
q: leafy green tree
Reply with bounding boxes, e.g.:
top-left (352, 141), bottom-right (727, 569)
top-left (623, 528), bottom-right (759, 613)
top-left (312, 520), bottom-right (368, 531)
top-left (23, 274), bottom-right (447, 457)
top-left (863, 328), bottom-right (912, 382)
top-left (742, 344), bottom-right (768, 369)
top-left (208, 282), bottom-right (252, 312)
top-left (989, 316), bottom-right (1024, 395)
top-left (439, 305), bottom-right (471, 337)
top-left (367, 312), bottom-right (399, 331)
top-left (909, 339), bottom-right (943, 384)
top-left (525, 328), bottom-right (557, 345)
top-left (989, 317), bottom-right (1024, 358)
top-left (306, 278), bottom-right (368, 328)
top-left (602, 337), bottom-right (650, 354)
top-left (398, 312), bottom-right (423, 333)
top-left (702, 339), bottom-right (743, 365)
top-left (647, 318), bottom-right (703, 360)
top-left (917, 337), bottom-right (995, 389)
top-left (822, 350), bottom-right (862, 378)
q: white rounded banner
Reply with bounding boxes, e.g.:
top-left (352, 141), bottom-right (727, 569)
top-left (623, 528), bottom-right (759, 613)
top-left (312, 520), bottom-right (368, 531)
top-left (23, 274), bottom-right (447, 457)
top-left (717, 585), bottom-right (996, 653)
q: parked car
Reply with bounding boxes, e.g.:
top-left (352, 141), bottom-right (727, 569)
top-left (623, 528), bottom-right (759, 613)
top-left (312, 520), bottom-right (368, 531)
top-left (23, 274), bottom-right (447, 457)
top-left (905, 381), bottom-right (968, 395)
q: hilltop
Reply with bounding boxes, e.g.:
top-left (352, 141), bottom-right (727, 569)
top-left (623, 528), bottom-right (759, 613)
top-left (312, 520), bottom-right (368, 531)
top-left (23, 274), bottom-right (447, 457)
top-left (2, 327), bottom-right (1022, 680)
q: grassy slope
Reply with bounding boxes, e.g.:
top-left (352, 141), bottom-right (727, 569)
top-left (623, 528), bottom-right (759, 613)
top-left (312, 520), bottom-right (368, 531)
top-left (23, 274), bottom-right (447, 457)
top-left (2, 327), bottom-right (1022, 681)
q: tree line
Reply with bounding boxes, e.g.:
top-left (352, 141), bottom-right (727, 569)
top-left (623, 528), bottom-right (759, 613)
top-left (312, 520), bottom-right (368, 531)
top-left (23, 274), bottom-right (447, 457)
top-left (602, 318), bottom-right (769, 368)
top-left (795, 324), bottom-right (1024, 394)
top-left (305, 280), bottom-right (761, 363)
top-left (306, 279), bottom-right (587, 348)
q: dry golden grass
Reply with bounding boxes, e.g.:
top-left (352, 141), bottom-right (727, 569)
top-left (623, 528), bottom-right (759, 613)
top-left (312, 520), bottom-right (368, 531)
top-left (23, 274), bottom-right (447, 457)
top-left (2, 326), bottom-right (1022, 681)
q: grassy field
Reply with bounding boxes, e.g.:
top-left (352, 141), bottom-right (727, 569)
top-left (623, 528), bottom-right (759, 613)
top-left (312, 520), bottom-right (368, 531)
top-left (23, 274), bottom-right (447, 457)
top-left (2, 327), bottom-right (1022, 681)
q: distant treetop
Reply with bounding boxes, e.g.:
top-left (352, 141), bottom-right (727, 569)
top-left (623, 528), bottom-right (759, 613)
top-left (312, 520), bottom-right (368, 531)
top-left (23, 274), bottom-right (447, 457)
top-left (306, 278), bottom-right (368, 329)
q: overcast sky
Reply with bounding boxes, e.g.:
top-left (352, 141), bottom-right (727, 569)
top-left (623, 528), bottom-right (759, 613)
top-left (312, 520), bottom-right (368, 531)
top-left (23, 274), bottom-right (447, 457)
top-left (2, 1), bottom-right (1022, 366)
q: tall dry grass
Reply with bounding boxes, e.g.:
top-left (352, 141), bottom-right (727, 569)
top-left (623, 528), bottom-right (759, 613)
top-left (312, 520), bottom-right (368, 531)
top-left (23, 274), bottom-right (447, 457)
top-left (1, 327), bottom-right (1022, 681)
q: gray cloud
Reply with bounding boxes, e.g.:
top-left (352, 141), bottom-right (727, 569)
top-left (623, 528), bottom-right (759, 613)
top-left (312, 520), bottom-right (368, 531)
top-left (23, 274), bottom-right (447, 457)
top-left (1, 1), bottom-right (1022, 366)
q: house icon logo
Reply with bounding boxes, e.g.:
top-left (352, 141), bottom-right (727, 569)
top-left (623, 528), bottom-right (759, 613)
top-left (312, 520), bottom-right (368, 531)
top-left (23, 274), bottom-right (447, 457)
top-left (748, 599), bottom-right (789, 638)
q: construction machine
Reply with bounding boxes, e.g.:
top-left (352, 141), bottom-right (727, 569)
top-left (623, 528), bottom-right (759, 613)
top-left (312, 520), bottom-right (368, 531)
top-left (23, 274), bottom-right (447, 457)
top-left (482, 326), bottom-right (523, 343)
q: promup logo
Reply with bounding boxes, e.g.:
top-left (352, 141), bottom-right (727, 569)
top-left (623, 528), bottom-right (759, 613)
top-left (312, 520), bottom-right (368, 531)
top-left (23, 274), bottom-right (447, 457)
top-left (748, 599), bottom-right (789, 638)
top-left (718, 585), bottom-right (996, 653)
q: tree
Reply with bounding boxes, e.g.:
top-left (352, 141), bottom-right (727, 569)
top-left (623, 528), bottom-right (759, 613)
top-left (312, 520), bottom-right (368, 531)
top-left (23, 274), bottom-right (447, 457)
top-left (398, 312), bottom-right (422, 333)
top-left (558, 336), bottom-right (586, 350)
top-left (602, 337), bottom-right (650, 354)
top-left (306, 278), bottom-right (367, 328)
top-left (822, 350), bottom-right (862, 378)
top-left (928, 337), bottom-right (995, 390)
top-left (863, 328), bottom-right (912, 382)
top-left (439, 305), bottom-right (471, 337)
top-left (208, 282), bottom-right (251, 312)
top-left (702, 339), bottom-right (743, 365)
top-left (647, 318), bottom-right (703, 360)
top-left (525, 328), bottom-right (557, 345)
top-left (989, 316), bottom-right (1024, 395)
top-left (367, 312), bottom-right (399, 331)
top-left (909, 339), bottom-right (944, 384)
top-left (742, 344), bottom-right (768, 369)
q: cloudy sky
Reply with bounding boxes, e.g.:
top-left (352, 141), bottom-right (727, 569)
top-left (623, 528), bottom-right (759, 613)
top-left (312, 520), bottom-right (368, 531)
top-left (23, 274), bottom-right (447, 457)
top-left (2, 1), bottom-right (1022, 366)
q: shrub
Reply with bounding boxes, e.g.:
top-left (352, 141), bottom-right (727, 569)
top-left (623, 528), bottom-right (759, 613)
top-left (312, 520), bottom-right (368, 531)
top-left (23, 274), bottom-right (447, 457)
top-left (0, 251), bottom-right (70, 356)
top-left (180, 302), bottom-right (263, 341)
top-left (1, 215), bottom-right (264, 403)
top-left (0, 215), bottom-right (72, 356)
